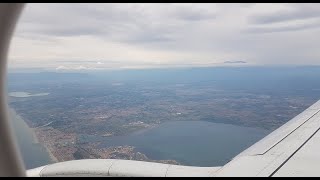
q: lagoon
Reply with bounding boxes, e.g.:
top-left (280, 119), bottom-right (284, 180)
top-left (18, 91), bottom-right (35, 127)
top-left (81, 121), bottom-right (270, 167)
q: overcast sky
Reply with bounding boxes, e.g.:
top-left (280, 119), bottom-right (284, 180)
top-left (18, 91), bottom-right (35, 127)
top-left (8, 3), bottom-right (320, 70)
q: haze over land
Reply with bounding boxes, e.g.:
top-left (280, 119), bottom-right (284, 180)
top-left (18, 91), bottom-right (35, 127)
top-left (7, 67), bottom-right (320, 167)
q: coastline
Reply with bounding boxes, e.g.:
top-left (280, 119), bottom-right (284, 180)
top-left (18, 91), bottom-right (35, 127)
top-left (32, 128), bottom-right (59, 163)
top-left (9, 107), bottom-right (58, 164)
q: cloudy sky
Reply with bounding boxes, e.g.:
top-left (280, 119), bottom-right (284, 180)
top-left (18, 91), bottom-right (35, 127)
top-left (7, 3), bottom-right (320, 70)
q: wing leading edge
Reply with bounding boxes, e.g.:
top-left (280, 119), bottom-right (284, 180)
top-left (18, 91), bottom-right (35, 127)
top-left (215, 100), bottom-right (320, 177)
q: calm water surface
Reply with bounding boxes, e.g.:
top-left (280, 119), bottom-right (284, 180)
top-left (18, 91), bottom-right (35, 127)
top-left (80, 121), bottom-right (270, 167)
top-left (9, 109), bottom-right (52, 169)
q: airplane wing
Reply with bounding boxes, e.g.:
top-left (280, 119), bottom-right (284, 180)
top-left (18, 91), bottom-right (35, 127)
top-left (27, 100), bottom-right (320, 177)
top-left (216, 99), bottom-right (320, 177)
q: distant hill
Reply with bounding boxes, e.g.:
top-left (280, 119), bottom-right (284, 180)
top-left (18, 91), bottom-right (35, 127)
top-left (224, 61), bottom-right (247, 64)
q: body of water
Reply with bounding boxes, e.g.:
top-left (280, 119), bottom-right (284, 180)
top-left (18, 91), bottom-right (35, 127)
top-left (9, 92), bottom-right (49, 98)
top-left (80, 121), bottom-right (270, 167)
top-left (9, 108), bottom-right (53, 169)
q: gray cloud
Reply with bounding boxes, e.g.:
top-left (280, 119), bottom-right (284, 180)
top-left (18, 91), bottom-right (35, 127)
top-left (36, 27), bottom-right (104, 37)
top-left (17, 3), bottom-right (217, 43)
top-left (9, 3), bottom-right (320, 70)
top-left (247, 21), bottom-right (320, 33)
top-left (172, 5), bottom-right (216, 21)
top-left (250, 4), bottom-right (320, 25)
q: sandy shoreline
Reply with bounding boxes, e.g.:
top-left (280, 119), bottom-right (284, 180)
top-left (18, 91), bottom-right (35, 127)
top-left (32, 128), bottom-right (59, 163)
top-left (9, 108), bottom-right (58, 164)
